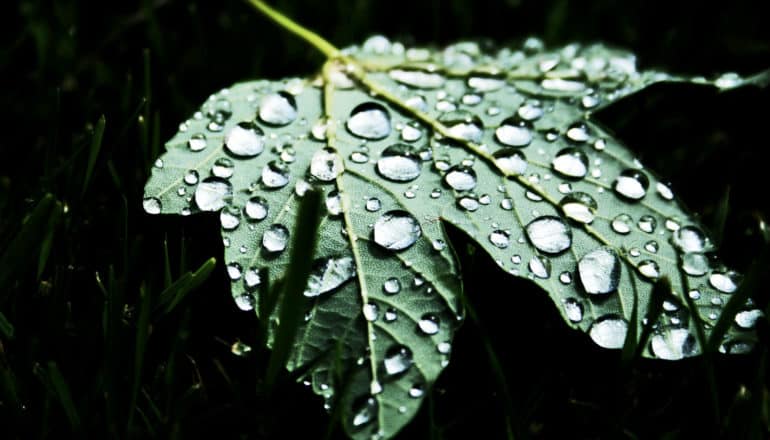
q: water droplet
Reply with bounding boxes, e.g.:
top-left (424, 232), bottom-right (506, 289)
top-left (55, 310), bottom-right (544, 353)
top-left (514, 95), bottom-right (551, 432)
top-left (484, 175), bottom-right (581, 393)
top-left (439, 111), bottom-right (483, 143)
top-left (613, 169), bottom-right (649, 201)
top-left (224, 122), bottom-right (264, 157)
top-left (681, 252), bottom-right (710, 276)
top-left (188, 133), bottom-right (207, 151)
top-left (347, 102), bottom-right (391, 140)
top-left (494, 150), bottom-right (527, 175)
top-left (489, 229), bottom-right (510, 249)
top-left (709, 271), bottom-right (741, 293)
top-left (258, 92), bottom-right (297, 126)
top-left (651, 327), bottom-right (697, 360)
top-left (495, 117), bottom-right (532, 147)
top-left (142, 197), bottom-right (161, 215)
top-left (541, 78), bottom-right (586, 92)
top-left (444, 165), bottom-right (477, 191)
top-left (525, 216), bottom-right (572, 254)
top-left (578, 247), bottom-right (621, 295)
top-left (400, 122), bottom-right (422, 142)
top-left (352, 397), bottom-right (377, 427)
top-left (262, 224), bottom-right (289, 253)
top-left (560, 192), bottom-right (597, 224)
top-left (310, 148), bottom-right (343, 181)
top-left (219, 206), bottom-right (241, 230)
top-left (409, 383), bottom-right (424, 398)
top-left (673, 226), bottom-right (708, 253)
top-left (457, 194), bottom-right (480, 211)
top-left (365, 197), bottom-right (381, 212)
top-left (389, 68), bottom-right (446, 89)
top-left (589, 315), bottom-right (628, 349)
top-left (376, 143), bottom-right (422, 182)
top-left (350, 151), bottom-right (369, 163)
top-left (325, 190), bottom-right (342, 215)
top-left (212, 158), bottom-right (234, 179)
top-left (383, 277), bottom-right (401, 295)
top-left (184, 170), bottom-right (199, 185)
top-left (194, 178), bottom-right (232, 211)
top-left (244, 196), bottom-right (268, 221)
top-left (384, 345), bottom-right (413, 375)
top-left (244, 267), bottom-right (261, 291)
top-left (564, 298), bottom-right (583, 323)
top-left (529, 255), bottom-right (551, 279)
top-left (304, 256), bottom-right (356, 297)
top-left (418, 314), bottom-right (440, 335)
top-left (261, 161), bottom-right (290, 188)
top-left (517, 101), bottom-right (543, 121)
top-left (500, 198), bottom-right (513, 210)
top-left (373, 210), bottom-right (421, 251)
top-left (363, 302), bottom-right (379, 322)
top-left (645, 240), bottom-right (659, 254)
top-left (637, 215), bottom-right (657, 233)
top-left (734, 309), bottom-right (763, 329)
top-left (432, 239), bottom-right (446, 251)
top-left (552, 148), bottom-right (589, 178)
top-left (637, 260), bottom-right (660, 279)
top-left (611, 214), bottom-right (632, 235)
top-left (226, 262), bottom-right (242, 280)
top-left (656, 182), bottom-right (674, 200)
top-left (467, 75), bottom-right (506, 92)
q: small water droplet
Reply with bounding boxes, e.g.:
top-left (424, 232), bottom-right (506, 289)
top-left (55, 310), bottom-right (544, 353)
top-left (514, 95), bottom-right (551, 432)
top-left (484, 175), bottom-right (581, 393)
top-left (495, 117), bottom-right (532, 147)
top-left (352, 397), bottom-right (377, 427)
top-left (389, 68), bottom-right (446, 89)
top-left (656, 182), bottom-right (674, 200)
top-left (494, 150), bottom-right (527, 175)
top-left (310, 148), bottom-right (343, 181)
top-left (613, 169), bottom-right (649, 201)
top-left (578, 247), bottom-right (621, 295)
top-left (184, 169), bottom-right (199, 185)
top-left (673, 226), bottom-right (708, 253)
top-left (258, 92), bottom-right (297, 126)
top-left (376, 143), bottom-right (422, 182)
top-left (418, 314), bottom-right (440, 335)
top-left (304, 256), bottom-right (356, 297)
top-left (224, 122), bottom-right (264, 157)
top-left (408, 383), bottom-right (424, 398)
top-left (244, 267), bottom-right (261, 291)
top-left (525, 216), bottom-right (572, 254)
top-left (439, 111), bottom-right (483, 143)
top-left (552, 148), bottom-right (589, 178)
top-left (541, 78), bottom-right (586, 92)
top-left (432, 239), bottom-right (446, 251)
top-left (517, 101), bottom-right (543, 121)
top-left (226, 262), bottom-right (242, 280)
top-left (384, 345), bottom-right (413, 375)
top-left (188, 133), bottom-right (207, 151)
top-left (261, 161), bottom-right (290, 188)
top-left (325, 190), bottom-right (342, 215)
top-left (637, 260), bottom-right (660, 279)
top-left (383, 277), bottom-right (401, 295)
top-left (219, 206), bottom-right (241, 230)
top-left (373, 210), bottom-right (421, 251)
top-left (489, 229), bottom-right (510, 249)
top-left (611, 213), bottom-right (633, 235)
top-left (560, 192), bottom-right (597, 224)
top-left (467, 75), bottom-right (506, 92)
top-left (350, 151), bottom-right (369, 163)
top-left (637, 215), bottom-right (657, 233)
top-left (564, 298), bottom-right (583, 323)
top-left (262, 224), bottom-right (289, 253)
top-left (244, 196), bottom-right (268, 221)
top-left (365, 197), bottom-right (381, 212)
top-left (194, 178), bottom-right (232, 211)
top-left (444, 165), bottom-right (477, 191)
top-left (143, 197), bottom-right (161, 215)
top-left (529, 255), bottom-right (551, 279)
top-left (589, 315), bottom-right (628, 349)
top-left (347, 102), bottom-right (391, 140)
top-left (363, 302), bottom-right (379, 322)
top-left (566, 123), bottom-right (590, 143)
top-left (212, 157), bottom-right (234, 179)
top-left (734, 309), bottom-right (763, 329)
top-left (681, 252), bottom-right (710, 276)
top-left (709, 271), bottom-right (741, 293)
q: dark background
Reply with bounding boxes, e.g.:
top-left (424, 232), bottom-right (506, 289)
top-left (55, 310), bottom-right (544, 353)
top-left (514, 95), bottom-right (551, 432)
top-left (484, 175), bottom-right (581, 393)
top-left (1, 0), bottom-right (769, 438)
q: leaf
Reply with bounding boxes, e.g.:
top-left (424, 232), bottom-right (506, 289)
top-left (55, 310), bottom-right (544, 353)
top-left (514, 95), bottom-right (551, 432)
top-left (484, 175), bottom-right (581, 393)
top-left (142, 4), bottom-right (764, 438)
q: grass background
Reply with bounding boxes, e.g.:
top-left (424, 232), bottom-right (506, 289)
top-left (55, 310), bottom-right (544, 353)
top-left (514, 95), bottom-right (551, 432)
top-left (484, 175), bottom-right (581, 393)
top-left (1, 0), bottom-right (769, 438)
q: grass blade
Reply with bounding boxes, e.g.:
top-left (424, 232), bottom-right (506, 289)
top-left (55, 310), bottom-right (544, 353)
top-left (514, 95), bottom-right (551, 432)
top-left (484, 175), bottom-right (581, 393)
top-left (80, 115), bottom-right (106, 198)
top-left (36, 361), bottom-right (81, 433)
top-left (0, 311), bottom-right (14, 340)
top-left (128, 284), bottom-right (152, 430)
top-left (152, 257), bottom-right (217, 319)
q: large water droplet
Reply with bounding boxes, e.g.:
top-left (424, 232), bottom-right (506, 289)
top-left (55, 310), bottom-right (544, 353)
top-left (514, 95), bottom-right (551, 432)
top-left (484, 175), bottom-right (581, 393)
top-left (373, 210), bottom-right (421, 251)
top-left (188, 133), bottom-right (207, 151)
top-left (194, 178), bottom-right (232, 211)
top-left (613, 169), bottom-right (649, 201)
top-left (709, 271), bottom-right (741, 293)
top-left (467, 75), bottom-right (506, 92)
top-left (244, 196), bottom-right (268, 221)
top-left (310, 148), bottom-right (343, 181)
top-left (347, 102), bottom-right (391, 140)
top-left (212, 158), bottom-right (234, 179)
top-left (525, 216), bottom-right (572, 254)
top-left (734, 309), bottom-right (763, 329)
top-left (444, 165), bottom-right (477, 191)
top-left (262, 224), bottom-right (289, 253)
top-left (389, 68), bottom-right (446, 89)
top-left (529, 255), bottom-right (551, 279)
top-left (611, 213), bottom-right (633, 235)
top-left (363, 302), bottom-right (379, 322)
top-left (651, 327), bottom-right (697, 360)
top-left (565, 122), bottom-right (590, 143)
top-left (439, 111), bottom-right (483, 143)
top-left (352, 397), bottom-right (377, 427)
top-left (494, 150), bottom-right (527, 175)
top-left (489, 229), bottom-right (510, 249)
top-left (384, 345), bottom-right (413, 375)
top-left (495, 117), bottom-right (532, 147)
top-left (681, 252), bottom-right (710, 276)
top-left (418, 314), bottom-right (440, 335)
top-left (234, 293), bottom-right (256, 311)
top-left (219, 206), bottom-right (241, 230)
top-left (673, 226), bottom-right (708, 253)
top-left (552, 148), bottom-right (589, 178)
top-left (376, 143), bottom-right (422, 182)
top-left (258, 92), bottom-right (297, 126)
top-left (261, 161), bottom-right (290, 188)
top-left (143, 197), bottom-right (161, 215)
top-left (637, 260), bottom-right (660, 279)
top-left (578, 247), bottom-right (621, 295)
top-left (224, 122), bottom-right (264, 157)
top-left (560, 192), bottom-right (597, 224)
top-left (325, 190), bottom-right (342, 215)
top-left (589, 315), bottom-right (628, 349)
top-left (304, 256), bottom-right (356, 297)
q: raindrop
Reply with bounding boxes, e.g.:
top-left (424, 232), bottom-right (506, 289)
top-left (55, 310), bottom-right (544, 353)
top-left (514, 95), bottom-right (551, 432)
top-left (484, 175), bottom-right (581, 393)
top-left (418, 314), bottom-right (440, 335)
top-left (637, 260), bottom-right (660, 279)
top-left (673, 226), bottom-right (708, 253)
top-left (611, 214), bottom-right (633, 235)
top-left (529, 255), bottom-right (551, 279)
top-left (389, 68), bottom-right (445, 89)
top-left (347, 102), bottom-right (391, 140)
top-left (258, 92), bottom-right (297, 126)
top-left (234, 293), bottom-right (256, 311)
top-left (350, 151), bottom-right (369, 163)
top-left (495, 117), bottom-right (532, 147)
top-left (325, 190), bottom-right (342, 215)
top-left (376, 143), bottom-right (422, 182)
top-left (384, 345), bottom-right (413, 375)
top-left (373, 210), bottom-right (422, 251)
top-left (709, 271), bottom-right (740, 293)
top-left (589, 315), bottom-right (628, 349)
top-left (188, 133), bottom-right (207, 151)
top-left (525, 216), bottom-right (572, 254)
top-left (578, 247), bottom-right (621, 295)
top-left (564, 298), bottom-right (583, 323)
top-left (184, 170), bottom-right (199, 185)
top-left (681, 252), bottom-right (710, 276)
top-left (457, 194), bottom-right (480, 211)
top-left (304, 256), bottom-right (356, 297)
top-left (541, 78), bottom-right (586, 92)
top-left (142, 197), bottom-right (161, 215)
top-left (212, 158), bottom-right (234, 179)
top-left (489, 229), bottom-right (510, 249)
top-left (365, 197), bottom-right (381, 212)
top-left (220, 206), bottom-right (241, 230)
top-left (734, 309), bottom-right (763, 329)
top-left (226, 262), bottom-right (242, 280)
top-left (467, 75), bottom-right (506, 92)
top-left (310, 148), bottom-right (343, 181)
top-left (261, 161), bottom-right (290, 188)
top-left (439, 111), bottom-right (483, 143)
top-left (656, 182), bottom-right (674, 200)
top-left (559, 271), bottom-right (573, 284)
top-left (566, 123), bottom-right (590, 143)
top-left (444, 165), bottom-right (477, 191)
top-left (517, 101), bottom-right (543, 121)
top-left (262, 224), bottom-right (289, 253)
top-left (651, 327), bottom-right (697, 360)
top-left (194, 178), bottom-right (232, 211)
top-left (352, 397), bottom-right (377, 427)
top-left (224, 122), bottom-right (264, 157)
top-left (408, 384), bottom-right (424, 398)
top-left (552, 148), bottom-right (589, 178)
top-left (384, 308), bottom-right (398, 322)
top-left (383, 277), bottom-right (401, 295)
top-left (432, 239), bottom-right (446, 251)
top-left (244, 196), bottom-right (269, 221)
top-left (645, 240), bottom-right (659, 254)
top-left (637, 215), bottom-right (657, 233)
top-left (244, 267), bottom-right (261, 291)
top-left (560, 192), bottom-right (597, 224)
top-left (494, 150), bottom-right (528, 175)
top-left (613, 169), bottom-right (649, 201)
top-left (363, 303), bottom-right (379, 322)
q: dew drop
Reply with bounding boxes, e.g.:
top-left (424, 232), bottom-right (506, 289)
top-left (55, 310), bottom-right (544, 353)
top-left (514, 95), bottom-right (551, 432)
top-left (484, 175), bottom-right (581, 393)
top-left (365, 197), bottom-right (381, 212)
top-left (589, 315), bottom-right (628, 349)
top-left (389, 68), bottom-right (446, 89)
top-left (444, 165), bottom-right (477, 191)
top-left (347, 102), bottom-right (391, 140)
top-left (384, 345), bottom-right (413, 375)
top-left (226, 262), bottom-right (242, 280)
top-left (494, 150), bottom-right (527, 175)
top-left (376, 143), bottom-right (422, 182)
top-left (489, 229), bottom-right (510, 249)
top-left (363, 302), bottom-right (379, 322)
top-left (564, 298), bottom-right (583, 323)
top-left (673, 226), bottom-right (708, 253)
top-left (261, 161), bottom-right (290, 188)
top-left (681, 252), bottom-right (710, 276)
top-left (552, 148), bottom-right (589, 178)
top-left (325, 190), bottom-right (342, 216)
top-left (142, 197), bottom-right (161, 215)
top-left (651, 327), bottom-right (697, 360)
top-left (258, 92), bottom-right (297, 126)
top-left (467, 75), bottom-right (506, 92)
top-left (637, 215), bottom-right (657, 233)
top-left (560, 192), bottom-right (597, 224)
top-left (373, 210), bottom-right (421, 251)
top-left (529, 255), bottom-right (551, 279)
top-left (244, 196), bottom-right (269, 221)
top-left (383, 277), bottom-right (401, 295)
top-left (611, 213), bottom-right (633, 235)
top-left (525, 216), bottom-right (572, 254)
top-left (439, 111), bottom-right (483, 143)
top-left (212, 158), bottom-right (234, 179)
top-left (578, 247), bottom-right (621, 295)
top-left (495, 117), bottom-right (532, 147)
top-left (224, 122), bottom-right (264, 157)
top-left (262, 224), bottom-right (289, 253)
top-left (188, 133), bottom-right (207, 151)
top-left (637, 260), bottom-right (660, 279)
top-left (418, 314), bottom-right (440, 335)
top-left (184, 170), bottom-right (199, 185)
top-left (734, 309), bottom-right (763, 329)
top-left (234, 293), bottom-right (256, 311)
top-left (219, 206), bottom-right (241, 230)
top-left (310, 148), bottom-right (343, 181)
top-left (566, 123), bottom-right (590, 143)
top-left (613, 169), bottom-right (649, 201)
top-left (194, 178), bottom-right (232, 211)
top-left (709, 271), bottom-right (741, 293)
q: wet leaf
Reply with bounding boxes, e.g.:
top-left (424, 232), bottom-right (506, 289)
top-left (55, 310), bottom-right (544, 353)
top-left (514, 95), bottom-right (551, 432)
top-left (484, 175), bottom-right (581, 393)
top-left (143, 8), bottom-right (763, 437)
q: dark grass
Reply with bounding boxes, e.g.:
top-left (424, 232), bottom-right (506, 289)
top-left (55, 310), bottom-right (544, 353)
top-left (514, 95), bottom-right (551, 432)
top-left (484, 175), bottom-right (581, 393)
top-left (1, 0), bottom-right (770, 438)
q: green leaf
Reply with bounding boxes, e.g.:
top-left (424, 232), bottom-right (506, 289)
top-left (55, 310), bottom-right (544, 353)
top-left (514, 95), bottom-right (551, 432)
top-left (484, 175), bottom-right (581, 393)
top-left (142, 6), bottom-right (763, 438)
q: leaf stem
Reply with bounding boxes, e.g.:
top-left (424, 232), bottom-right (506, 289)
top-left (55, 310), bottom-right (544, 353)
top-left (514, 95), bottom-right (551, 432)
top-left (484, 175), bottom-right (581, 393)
top-left (245, 0), bottom-right (340, 58)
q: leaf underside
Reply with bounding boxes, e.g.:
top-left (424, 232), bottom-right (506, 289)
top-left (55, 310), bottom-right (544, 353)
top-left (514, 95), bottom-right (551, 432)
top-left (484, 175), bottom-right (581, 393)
top-left (144, 36), bottom-right (761, 439)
